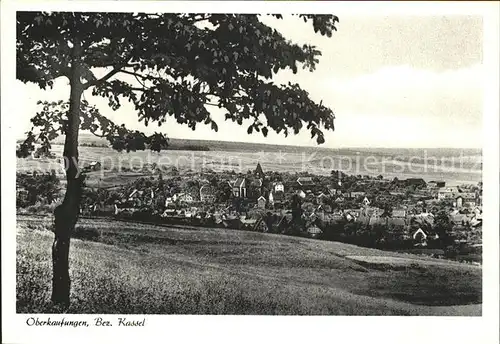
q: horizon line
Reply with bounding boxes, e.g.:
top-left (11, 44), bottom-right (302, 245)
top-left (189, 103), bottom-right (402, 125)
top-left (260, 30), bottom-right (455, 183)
top-left (22, 133), bottom-right (482, 151)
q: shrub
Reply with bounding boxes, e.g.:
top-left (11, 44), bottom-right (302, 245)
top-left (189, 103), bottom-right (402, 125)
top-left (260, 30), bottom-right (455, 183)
top-left (17, 171), bottom-right (60, 208)
top-left (72, 226), bottom-right (101, 241)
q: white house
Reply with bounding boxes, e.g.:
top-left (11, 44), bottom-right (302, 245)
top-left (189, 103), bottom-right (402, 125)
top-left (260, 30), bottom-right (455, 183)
top-left (257, 196), bottom-right (267, 209)
top-left (232, 177), bottom-right (247, 198)
top-left (173, 193), bottom-right (195, 203)
top-left (165, 197), bottom-right (173, 207)
top-left (412, 228), bottom-right (428, 246)
top-left (273, 182), bottom-right (284, 193)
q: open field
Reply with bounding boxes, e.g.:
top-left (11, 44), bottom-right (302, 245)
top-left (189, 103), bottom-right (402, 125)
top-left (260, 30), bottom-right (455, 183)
top-left (17, 137), bottom-right (482, 185)
top-left (17, 215), bottom-right (481, 315)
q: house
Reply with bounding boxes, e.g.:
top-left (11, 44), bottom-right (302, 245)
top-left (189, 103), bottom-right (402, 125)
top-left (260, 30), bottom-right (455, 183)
top-left (335, 196), bottom-right (345, 203)
top-left (428, 181), bottom-right (446, 188)
top-left (344, 210), bottom-right (359, 222)
top-left (350, 191), bottom-right (366, 198)
top-left (451, 213), bottom-right (470, 226)
top-left (362, 197), bottom-right (371, 206)
top-left (412, 228), bottom-right (428, 246)
top-left (128, 189), bottom-right (139, 200)
top-left (253, 217), bottom-right (269, 232)
top-left (173, 193), bottom-right (195, 203)
top-left (125, 188), bottom-right (152, 208)
top-left (296, 190), bottom-right (306, 199)
top-left (200, 184), bottom-right (216, 203)
top-left (269, 190), bottom-right (285, 206)
top-left (470, 213), bottom-right (482, 227)
top-left (316, 192), bottom-right (327, 202)
top-left (82, 161), bottom-right (101, 172)
top-left (161, 208), bottom-right (176, 217)
top-left (405, 178), bottom-right (427, 187)
top-left (257, 196), bottom-right (266, 209)
top-left (327, 184), bottom-right (342, 196)
top-left (412, 212), bottom-right (435, 226)
top-left (392, 209), bottom-right (407, 218)
top-left (437, 186), bottom-right (460, 200)
top-left (232, 177), bottom-right (247, 198)
top-left (364, 207), bottom-right (384, 217)
top-left (297, 177), bottom-right (315, 189)
top-left (164, 197), bottom-right (174, 207)
top-left (89, 161), bottom-right (101, 171)
top-left (307, 225), bottom-right (323, 239)
top-left (458, 192), bottom-right (477, 207)
top-left (240, 218), bottom-right (258, 230)
top-left (273, 181), bottom-right (285, 193)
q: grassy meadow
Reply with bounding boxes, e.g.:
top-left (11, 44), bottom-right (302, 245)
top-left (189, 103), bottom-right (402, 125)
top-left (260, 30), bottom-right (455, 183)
top-left (17, 215), bottom-right (481, 315)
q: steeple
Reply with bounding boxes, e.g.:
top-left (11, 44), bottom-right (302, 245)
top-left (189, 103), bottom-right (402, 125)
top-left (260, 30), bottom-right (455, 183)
top-left (255, 162), bottom-right (264, 178)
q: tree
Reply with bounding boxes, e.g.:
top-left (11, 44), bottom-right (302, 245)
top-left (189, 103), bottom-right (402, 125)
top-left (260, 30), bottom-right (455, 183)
top-left (215, 180), bottom-right (232, 203)
top-left (16, 171), bottom-right (61, 207)
top-left (291, 194), bottom-right (303, 227)
top-left (434, 209), bottom-right (453, 247)
top-left (16, 12), bottom-right (339, 307)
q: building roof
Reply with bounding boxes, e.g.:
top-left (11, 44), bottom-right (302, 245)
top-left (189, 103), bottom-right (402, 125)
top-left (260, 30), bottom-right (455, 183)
top-left (233, 177), bottom-right (246, 188)
top-left (439, 186), bottom-right (459, 193)
top-left (297, 177), bottom-right (315, 186)
top-left (255, 163), bottom-right (264, 176)
top-left (451, 214), bottom-right (470, 224)
top-left (457, 192), bottom-right (476, 199)
top-left (406, 178), bottom-right (426, 184)
top-left (392, 209), bottom-right (406, 218)
top-left (413, 228), bottom-right (429, 238)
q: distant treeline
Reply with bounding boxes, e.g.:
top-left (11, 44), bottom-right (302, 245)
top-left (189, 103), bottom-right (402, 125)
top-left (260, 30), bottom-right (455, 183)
top-left (39, 141), bottom-right (211, 151)
top-left (166, 145), bottom-right (210, 151)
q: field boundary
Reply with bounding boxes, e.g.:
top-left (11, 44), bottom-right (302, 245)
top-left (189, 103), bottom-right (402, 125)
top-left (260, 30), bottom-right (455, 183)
top-left (16, 212), bottom-right (221, 232)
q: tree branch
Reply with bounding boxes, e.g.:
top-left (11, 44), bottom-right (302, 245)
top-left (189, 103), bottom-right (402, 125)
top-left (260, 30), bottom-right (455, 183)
top-left (83, 66), bottom-right (121, 89)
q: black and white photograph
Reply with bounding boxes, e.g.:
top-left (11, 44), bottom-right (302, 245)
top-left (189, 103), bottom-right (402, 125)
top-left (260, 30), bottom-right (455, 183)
top-left (2, 1), bottom-right (499, 343)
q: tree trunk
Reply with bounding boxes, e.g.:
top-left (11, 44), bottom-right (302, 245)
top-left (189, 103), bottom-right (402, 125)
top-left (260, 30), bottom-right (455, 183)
top-left (51, 48), bottom-right (83, 307)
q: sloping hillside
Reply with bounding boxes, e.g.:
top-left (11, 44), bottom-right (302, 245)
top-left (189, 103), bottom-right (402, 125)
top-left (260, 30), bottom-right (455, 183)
top-left (16, 215), bottom-right (481, 315)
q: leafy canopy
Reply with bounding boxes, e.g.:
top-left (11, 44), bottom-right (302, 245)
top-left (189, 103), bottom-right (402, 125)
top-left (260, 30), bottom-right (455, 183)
top-left (17, 12), bottom-right (338, 157)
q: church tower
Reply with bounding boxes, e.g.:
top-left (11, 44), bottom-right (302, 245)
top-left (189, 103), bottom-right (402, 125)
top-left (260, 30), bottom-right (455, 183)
top-left (255, 162), bottom-right (264, 179)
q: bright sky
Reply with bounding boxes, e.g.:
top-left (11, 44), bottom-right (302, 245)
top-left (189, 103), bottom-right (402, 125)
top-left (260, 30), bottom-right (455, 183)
top-left (15, 15), bottom-right (484, 148)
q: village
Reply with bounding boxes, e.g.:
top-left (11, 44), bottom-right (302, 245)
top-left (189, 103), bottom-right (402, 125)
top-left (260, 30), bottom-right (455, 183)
top-left (61, 160), bottom-right (482, 260)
